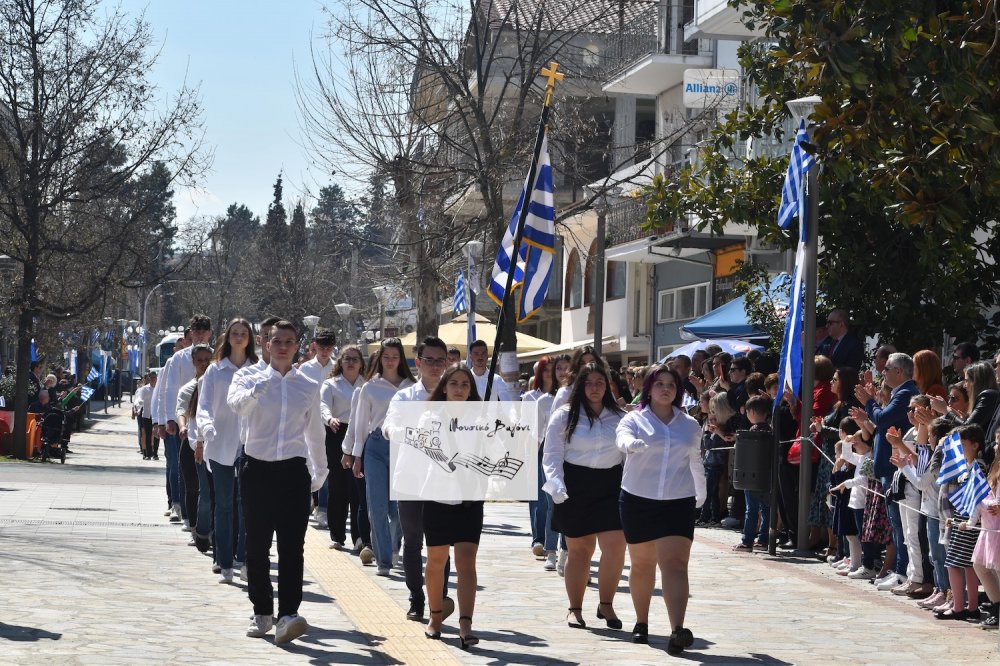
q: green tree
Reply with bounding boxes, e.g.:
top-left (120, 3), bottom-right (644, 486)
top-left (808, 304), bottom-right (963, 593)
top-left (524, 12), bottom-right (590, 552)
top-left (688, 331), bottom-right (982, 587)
top-left (660, 0), bottom-right (1000, 352)
top-left (289, 201), bottom-right (307, 251)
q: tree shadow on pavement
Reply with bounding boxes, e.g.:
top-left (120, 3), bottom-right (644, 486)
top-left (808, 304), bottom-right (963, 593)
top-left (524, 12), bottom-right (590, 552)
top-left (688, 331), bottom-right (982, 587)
top-left (0, 622), bottom-right (62, 641)
top-left (275, 626), bottom-right (403, 665)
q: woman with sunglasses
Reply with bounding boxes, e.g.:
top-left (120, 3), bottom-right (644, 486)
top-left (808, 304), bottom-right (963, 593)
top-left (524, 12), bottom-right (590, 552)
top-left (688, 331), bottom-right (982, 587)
top-left (320, 345), bottom-right (367, 551)
top-left (351, 338), bottom-right (414, 575)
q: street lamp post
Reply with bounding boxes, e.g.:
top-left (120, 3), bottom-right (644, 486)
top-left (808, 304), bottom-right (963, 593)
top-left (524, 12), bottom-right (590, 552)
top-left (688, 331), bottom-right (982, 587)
top-left (372, 286), bottom-right (393, 343)
top-left (591, 195), bottom-right (610, 355)
top-left (302, 315), bottom-right (320, 356)
top-left (334, 303), bottom-right (353, 349)
top-left (116, 318), bottom-right (127, 406)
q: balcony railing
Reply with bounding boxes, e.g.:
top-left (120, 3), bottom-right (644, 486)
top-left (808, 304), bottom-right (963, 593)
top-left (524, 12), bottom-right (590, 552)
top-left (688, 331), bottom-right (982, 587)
top-left (604, 1), bottom-right (713, 78)
top-left (607, 199), bottom-right (652, 247)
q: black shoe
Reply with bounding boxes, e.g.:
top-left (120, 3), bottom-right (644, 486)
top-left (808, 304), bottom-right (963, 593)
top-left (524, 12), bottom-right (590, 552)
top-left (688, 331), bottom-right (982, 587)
top-left (153, 455), bottom-right (159, 460)
top-left (596, 602), bottom-right (622, 630)
top-left (424, 609), bottom-right (442, 639)
top-left (935, 609), bottom-right (970, 621)
top-left (406, 602), bottom-right (424, 621)
top-left (194, 534), bottom-right (211, 553)
top-left (631, 622), bottom-right (648, 643)
top-left (567, 608), bottom-right (586, 629)
top-left (458, 616), bottom-right (479, 650)
top-left (667, 626), bottom-right (694, 655)
top-left (981, 614), bottom-right (999, 629)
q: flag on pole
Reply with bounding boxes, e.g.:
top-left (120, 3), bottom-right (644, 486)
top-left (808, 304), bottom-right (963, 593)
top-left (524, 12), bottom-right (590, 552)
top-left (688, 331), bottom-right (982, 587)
top-left (79, 386), bottom-right (95, 402)
top-left (777, 119), bottom-right (815, 229)
top-left (775, 218), bottom-right (806, 401)
top-left (488, 133), bottom-right (556, 323)
top-left (936, 432), bottom-right (966, 486)
top-left (947, 464), bottom-right (990, 516)
top-left (454, 272), bottom-right (467, 315)
top-left (86, 366), bottom-right (99, 383)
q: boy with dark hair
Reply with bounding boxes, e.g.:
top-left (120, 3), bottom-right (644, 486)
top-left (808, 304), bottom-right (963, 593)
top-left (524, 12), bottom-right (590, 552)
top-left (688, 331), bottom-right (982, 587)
top-left (734, 396), bottom-right (772, 552)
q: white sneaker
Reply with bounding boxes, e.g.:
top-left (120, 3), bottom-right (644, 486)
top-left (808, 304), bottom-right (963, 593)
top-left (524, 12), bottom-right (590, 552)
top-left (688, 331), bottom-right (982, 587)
top-left (876, 573), bottom-right (904, 591)
top-left (240, 567), bottom-right (248, 582)
top-left (376, 566), bottom-right (391, 577)
top-left (359, 546), bottom-right (374, 565)
top-left (275, 614), bottom-right (308, 644)
top-left (172, 502), bottom-right (182, 517)
top-left (181, 523), bottom-right (193, 533)
top-left (557, 549), bottom-right (568, 577)
top-left (531, 542), bottom-right (544, 557)
top-left (873, 571), bottom-right (895, 586)
top-left (219, 568), bottom-right (233, 583)
top-left (246, 614), bottom-right (273, 638)
top-left (316, 511), bottom-right (328, 529)
top-left (847, 566), bottom-right (877, 580)
top-left (163, 508), bottom-right (173, 517)
top-left (392, 550), bottom-right (400, 568)
top-left (544, 552), bottom-right (557, 571)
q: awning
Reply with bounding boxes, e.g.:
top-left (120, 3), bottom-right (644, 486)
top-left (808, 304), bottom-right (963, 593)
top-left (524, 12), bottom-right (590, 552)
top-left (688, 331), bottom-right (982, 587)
top-left (367, 313), bottom-right (554, 357)
top-left (680, 273), bottom-right (790, 340)
top-left (517, 336), bottom-right (618, 363)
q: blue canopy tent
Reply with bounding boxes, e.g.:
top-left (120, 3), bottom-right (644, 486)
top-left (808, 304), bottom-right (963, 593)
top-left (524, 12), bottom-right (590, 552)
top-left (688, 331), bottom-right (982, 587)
top-left (681, 273), bottom-right (790, 340)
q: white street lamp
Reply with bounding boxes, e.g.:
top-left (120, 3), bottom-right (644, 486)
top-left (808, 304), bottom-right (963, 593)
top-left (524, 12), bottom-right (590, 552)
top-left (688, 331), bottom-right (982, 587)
top-left (302, 315), bottom-right (320, 340)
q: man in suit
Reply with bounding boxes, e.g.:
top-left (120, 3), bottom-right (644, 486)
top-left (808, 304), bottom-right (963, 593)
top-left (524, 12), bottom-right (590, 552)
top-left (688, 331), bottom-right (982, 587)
top-left (816, 309), bottom-right (864, 370)
top-left (855, 352), bottom-right (918, 587)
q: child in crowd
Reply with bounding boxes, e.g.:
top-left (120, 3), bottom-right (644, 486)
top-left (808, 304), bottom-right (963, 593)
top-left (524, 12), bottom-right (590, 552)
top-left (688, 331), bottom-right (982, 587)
top-left (733, 395), bottom-right (772, 552)
top-left (968, 432), bottom-right (1000, 629)
top-left (829, 417), bottom-right (861, 570)
top-left (833, 425), bottom-right (877, 578)
top-left (699, 392), bottom-right (735, 525)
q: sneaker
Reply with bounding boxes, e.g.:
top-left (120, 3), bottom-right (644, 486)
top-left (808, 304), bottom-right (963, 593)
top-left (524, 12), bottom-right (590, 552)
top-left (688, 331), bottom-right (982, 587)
top-left (359, 546), bottom-right (374, 565)
top-left (212, 563), bottom-right (222, 575)
top-left (837, 566), bottom-right (858, 577)
top-left (876, 574), bottom-right (904, 591)
top-left (890, 581), bottom-right (913, 596)
top-left (873, 571), bottom-right (895, 587)
top-left (170, 513), bottom-right (181, 523)
top-left (240, 567), bottom-right (248, 582)
top-left (330, 541), bottom-right (345, 550)
top-left (187, 537), bottom-right (197, 547)
top-left (847, 566), bottom-right (877, 580)
top-left (376, 566), bottom-right (391, 577)
top-left (828, 555), bottom-right (844, 566)
top-left (544, 552), bottom-right (557, 571)
top-left (919, 590), bottom-right (944, 609)
top-left (905, 583), bottom-right (933, 599)
top-left (316, 511), bottom-right (328, 529)
top-left (233, 560), bottom-right (243, 571)
top-left (354, 537), bottom-right (364, 553)
top-left (275, 614), bottom-right (308, 644)
top-left (392, 550), bottom-right (400, 568)
top-left (981, 614), bottom-right (999, 630)
top-left (720, 516), bottom-right (740, 529)
top-left (182, 519), bottom-right (191, 531)
top-left (933, 590), bottom-right (954, 613)
top-left (164, 508), bottom-right (172, 517)
top-left (219, 569), bottom-right (233, 583)
top-left (531, 542), bottom-right (545, 557)
top-left (557, 549), bottom-right (568, 577)
top-left (406, 602), bottom-right (424, 621)
top-left (246, 614), bottom-right (273, 638)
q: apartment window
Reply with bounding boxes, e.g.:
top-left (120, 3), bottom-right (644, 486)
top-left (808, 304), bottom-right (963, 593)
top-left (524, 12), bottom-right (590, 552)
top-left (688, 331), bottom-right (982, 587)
top-left (565, 249), bottom-right (583, 309)
top-left (606, 261), bottom-right (627, 300)
top-left (657, 283), bottom-right (710, 323)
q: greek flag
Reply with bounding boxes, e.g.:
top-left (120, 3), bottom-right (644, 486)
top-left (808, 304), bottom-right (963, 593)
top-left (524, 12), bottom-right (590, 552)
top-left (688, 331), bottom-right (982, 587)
top-left (488, 133), bottom-right (556, 323)
top-left (79, 386), bottom-right (94, 402)
top-left (936, 432), bottom-right (965, 486)
top-left (454, 272), bottom-right (467, 315)
top-left (777, 119), bottom-right (815, 229)
top-left (947, 464), bottom-right (990, 517)
top-left (86, 366), bottom-right (99, 383)
top-left (775, 223), bottom-right (806, 404)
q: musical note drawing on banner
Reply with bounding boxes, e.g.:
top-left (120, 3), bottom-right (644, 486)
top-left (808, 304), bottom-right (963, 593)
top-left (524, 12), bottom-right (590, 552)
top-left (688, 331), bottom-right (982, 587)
top-left (450, 451), bottom-right (524, 480)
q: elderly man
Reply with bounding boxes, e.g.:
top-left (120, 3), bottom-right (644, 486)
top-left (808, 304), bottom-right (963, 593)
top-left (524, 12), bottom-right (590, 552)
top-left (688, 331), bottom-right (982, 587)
top-left (816, 309), bottom-right (863, 370)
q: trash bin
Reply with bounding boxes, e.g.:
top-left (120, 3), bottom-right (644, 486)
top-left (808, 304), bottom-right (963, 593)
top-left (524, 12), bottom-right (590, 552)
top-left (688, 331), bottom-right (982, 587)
top-left (732, 430), bottom-right (773, 493)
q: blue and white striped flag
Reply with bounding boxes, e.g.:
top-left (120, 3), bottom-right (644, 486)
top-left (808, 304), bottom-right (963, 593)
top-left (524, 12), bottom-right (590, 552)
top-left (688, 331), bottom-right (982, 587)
top-left (775, 230), bottom-right (806, 403)
top-left (86, 366), bottom-right (99, 383)
top-left (947, 464), bottom-right (990, 517)
top-left (936, 432), bottom-right (965, 486)
top-left (454, 272), bottom-right (467, 315)
top-left (488, 133), bottom-right (556, 323)
top-left (777, 119), bottom-right (815, 229)
top-left (79, 385), bottom-right (94, 402)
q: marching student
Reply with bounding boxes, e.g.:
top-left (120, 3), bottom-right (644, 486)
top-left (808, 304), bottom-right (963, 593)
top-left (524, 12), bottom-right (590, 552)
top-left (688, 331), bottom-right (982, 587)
top-left (300, 328), bottom-right (338, 529)
top-left (195, 318), bottom-right (258, 583)
top-left (381, 337), bottom-right (454, 622)
top-left (342, 379), bottom-right (374, 563)
top-left (467, 339), bottom-right (511, 401)
top-left (351, 338), bottom-right (414, 575)
top-left (153, 328), bottom-right (191, 522)
top-left (228, 320), bottom-right (329, 644)
top-left (177, 345), bottom-right (215, 554)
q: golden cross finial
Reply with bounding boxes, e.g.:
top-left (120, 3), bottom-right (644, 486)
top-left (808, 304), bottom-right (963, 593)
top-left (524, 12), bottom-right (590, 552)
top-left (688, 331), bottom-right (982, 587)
top-left (541, 61), bottom-right (564, 107)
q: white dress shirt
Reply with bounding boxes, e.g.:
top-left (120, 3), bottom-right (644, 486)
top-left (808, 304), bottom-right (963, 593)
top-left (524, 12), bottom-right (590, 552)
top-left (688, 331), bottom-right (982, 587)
top-left (135, 385), bottom-right (152, 419)
top-left (472, 368), bottom-right (510, 401)
top-left (197, 357), bottom-right (253, 467)
top-left (176, 377), bottom-right (200, 448)
top-left (150, 377), bottom-right (162, 425)
top-left (298, 357), bottom-right (335, 387)
top-left (227, 364), bottom-right (329, 492)
top-left (840, 449), bottom-right (872, 512)
top-left (342, 387), bottom-right (363, 456)
top-left (233, 359), bottom-right (267, 445)
top-left (523, 390), bottom-right (554, 446)
top-left (158, 347), bottom-right (195, 426)
top-left (382, 379), bottom-right (434, 440)
top-left (543, 405), bottom-right (625, 498)
top-left (550, 385), bottom-right (571, 417)
top-left (616, 405), bottom-right (706, 506)
top-left (320, 374), bottom-right (365, 424)
top-left (350, 374), bottom-right (414, 456)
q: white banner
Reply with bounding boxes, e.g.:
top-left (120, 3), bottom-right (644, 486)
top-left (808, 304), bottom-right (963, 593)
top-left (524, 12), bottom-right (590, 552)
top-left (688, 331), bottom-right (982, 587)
top-left (386, 402), bottom-right (538, 501)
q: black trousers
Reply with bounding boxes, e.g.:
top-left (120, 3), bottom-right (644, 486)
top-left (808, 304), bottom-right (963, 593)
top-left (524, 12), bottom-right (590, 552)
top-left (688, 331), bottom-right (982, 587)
top-left (242, 455), bottom-right (311, 618)
top-left (355, 475), bottom-right (372, 548)
top-left (325, 427), bottom-right (359, 545)
top-left (777, 459), bottom-right (799, 539)
top-left (398, 500), bottom-right (450, 605)
top-left (179, 439), bottom-right (199, 526)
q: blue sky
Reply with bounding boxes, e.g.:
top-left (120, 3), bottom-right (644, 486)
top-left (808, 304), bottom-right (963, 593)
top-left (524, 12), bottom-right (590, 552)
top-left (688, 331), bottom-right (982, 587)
top-left (121, 0), bottom-right (335, 222)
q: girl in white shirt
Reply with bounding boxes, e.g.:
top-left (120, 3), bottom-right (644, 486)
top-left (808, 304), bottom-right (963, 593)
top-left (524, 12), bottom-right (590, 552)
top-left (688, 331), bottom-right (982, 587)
top-left (615, 365), bottom-right (704, 654)
top-left (543, 363), bottom-right (626, 633)
top-left (319, 345), bottom-right (366, 550)
top-left (521, 355), bottom-right (561, 560)
top-left (195, 318), bottom-right (257, 582)
top-left (351, 338), bottom-right (415, 574)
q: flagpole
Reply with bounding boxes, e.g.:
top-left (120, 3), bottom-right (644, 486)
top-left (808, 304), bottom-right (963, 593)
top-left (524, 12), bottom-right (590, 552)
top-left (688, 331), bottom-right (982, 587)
top-left (484, 62), bottom-right (563, 401)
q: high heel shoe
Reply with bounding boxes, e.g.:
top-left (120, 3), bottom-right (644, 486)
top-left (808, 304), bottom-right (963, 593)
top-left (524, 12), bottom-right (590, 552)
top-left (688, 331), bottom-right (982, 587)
top-left (596, 601), bottom-right (622, 630)
top-left (458, 615), bottom-right (479, 650)
top-left (631, 622), bottom-right (648, 643)
top-left (567, 607), bottom-right (586, 629)
top-left (424, 609), bottom-right (442, 639)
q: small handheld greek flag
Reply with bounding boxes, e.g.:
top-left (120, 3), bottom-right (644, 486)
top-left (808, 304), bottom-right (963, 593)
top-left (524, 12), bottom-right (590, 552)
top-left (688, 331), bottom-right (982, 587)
top-left (79, 386), bottom-right (94, 402)
top-left (454, 272), bottom-right (467, 315)
top-left (947, 464), bottom-right (990, 517)
top-left (936, 432), bottom-right (965, 486)
top-left (86, 366), bottom-right (99, 383)
top-left (777, 119), bottom-right (815, 230)
top-left (488, 133), bottom-right (556, 323)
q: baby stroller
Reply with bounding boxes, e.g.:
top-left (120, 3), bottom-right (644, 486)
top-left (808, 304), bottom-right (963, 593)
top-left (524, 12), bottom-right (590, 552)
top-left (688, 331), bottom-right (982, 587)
top-left (39, 408), bottom-right (70, 464)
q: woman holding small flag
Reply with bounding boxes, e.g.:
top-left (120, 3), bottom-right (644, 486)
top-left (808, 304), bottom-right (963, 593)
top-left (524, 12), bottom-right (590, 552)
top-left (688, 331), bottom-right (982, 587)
top-left (970, 441), bottom-right (1000, 628)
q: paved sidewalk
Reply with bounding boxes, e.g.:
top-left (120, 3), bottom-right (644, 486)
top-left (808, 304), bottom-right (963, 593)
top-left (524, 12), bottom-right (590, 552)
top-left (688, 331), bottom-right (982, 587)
top-left (1, 404), bottom-right (997, 664)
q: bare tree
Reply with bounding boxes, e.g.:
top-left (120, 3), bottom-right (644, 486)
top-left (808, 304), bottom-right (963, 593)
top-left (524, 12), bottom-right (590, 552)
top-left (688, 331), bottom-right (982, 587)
top-left (0, 0), bottom-right (207, 455)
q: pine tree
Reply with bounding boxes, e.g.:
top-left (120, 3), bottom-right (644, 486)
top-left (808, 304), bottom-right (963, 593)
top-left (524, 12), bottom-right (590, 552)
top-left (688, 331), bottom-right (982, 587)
top-left (261, 174), bottom-right (287, 247)
top-left (289, 201), bottom-right (307, 252)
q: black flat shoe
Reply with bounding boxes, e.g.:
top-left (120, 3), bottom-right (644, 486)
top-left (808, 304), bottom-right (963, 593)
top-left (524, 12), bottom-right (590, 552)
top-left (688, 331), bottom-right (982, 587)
top-left (424, 609), bottom-right (442, 639)
top-left (668, 626), bottom-right (694, 655)
top-left (459, 615), bottom-right (479, 650)
top-left (935, 609), bottom-right (970, 621)
top-left (596, 601), bottom-right (622, 630)
top-left (567, 607), bottom-right (586, 629)
top-left (631, 622), bottom-right (648, 644)
top-left (406, 602), bottom-right (424, 621)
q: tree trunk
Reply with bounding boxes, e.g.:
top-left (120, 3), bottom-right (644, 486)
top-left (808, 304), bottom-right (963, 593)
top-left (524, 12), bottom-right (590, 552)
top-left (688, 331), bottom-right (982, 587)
top-left (415, 255), bottom-right (439, 341)
top-left (10, 263), bottom-right (37, 459)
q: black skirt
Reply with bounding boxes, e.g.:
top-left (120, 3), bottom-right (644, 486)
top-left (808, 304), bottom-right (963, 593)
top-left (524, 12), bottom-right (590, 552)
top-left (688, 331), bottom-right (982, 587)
top-left (619, 491), bottom-right (696, 543)
top-left (423, 501), bottom-right (484, 547)
top-left (551, 461), bottom-right (623, 538)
